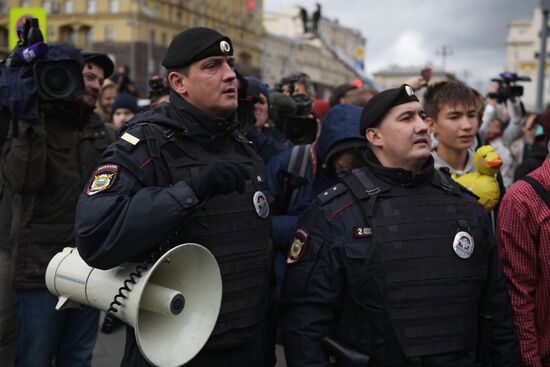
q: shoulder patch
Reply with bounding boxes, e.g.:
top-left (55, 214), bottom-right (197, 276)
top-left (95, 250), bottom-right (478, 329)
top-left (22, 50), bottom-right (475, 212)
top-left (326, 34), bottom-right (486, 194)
top-left (287, 228), bottom-right (309, 265)
top-left (121, 132), bottom-right (140, 145)
top-left (86, 164), bottom-right (119, 196)
top-left (317, 183), bottom-right (348, 205)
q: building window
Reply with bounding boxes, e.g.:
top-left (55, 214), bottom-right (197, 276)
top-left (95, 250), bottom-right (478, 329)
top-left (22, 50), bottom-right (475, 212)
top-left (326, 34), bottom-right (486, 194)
top-left (84, 28), bottom-right (93, 48)
top-left (42, 0), bottom-right (51, 13)
top-left (64, 0), bottom-right (73, 14)
top-left (20, 0), bottom-right (29, 7)
top-left (47, 25), bottom-right (54, 39)
top-left (87, 0), bottom-right (96, 14)
top-left (109, 0), bottom-right (119, 13)
top-left (161, 32), bottom-right (167, 46)
top-left (105, 25), bottom-right (114, 42)
top-left (68, 28), bottom-right (76, 45)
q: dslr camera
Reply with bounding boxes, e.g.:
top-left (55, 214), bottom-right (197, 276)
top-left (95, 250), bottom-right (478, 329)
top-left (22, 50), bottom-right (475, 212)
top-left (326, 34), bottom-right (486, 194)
top-left (489, 71), bottom-right (531, 104)
top-left (0, 18), bottom-right (85, 121)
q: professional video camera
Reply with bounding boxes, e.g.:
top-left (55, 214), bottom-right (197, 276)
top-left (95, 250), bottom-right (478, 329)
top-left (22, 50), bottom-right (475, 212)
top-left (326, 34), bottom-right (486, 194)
top-left (0, 18), bottom-right (85, 121)
top-left (489, 71), bottom-right (531, 104)
top-left (283, 94), bottom-right (317, 145)
top-left (270, 73), bottom-right (318, 144)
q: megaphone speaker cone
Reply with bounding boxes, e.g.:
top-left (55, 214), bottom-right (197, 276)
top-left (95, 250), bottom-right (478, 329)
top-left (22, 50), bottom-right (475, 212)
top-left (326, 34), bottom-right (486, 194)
top-left (45, 243), bottom-right (222, 367)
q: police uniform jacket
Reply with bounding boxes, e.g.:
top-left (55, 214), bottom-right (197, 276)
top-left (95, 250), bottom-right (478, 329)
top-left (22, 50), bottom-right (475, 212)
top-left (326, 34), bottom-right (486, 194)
top-left (281, 150), bottom-right (521, 367)
top-left (0, 104), bottom-right (114, 289)
top-left (75, 92), bottom-right (273, 364)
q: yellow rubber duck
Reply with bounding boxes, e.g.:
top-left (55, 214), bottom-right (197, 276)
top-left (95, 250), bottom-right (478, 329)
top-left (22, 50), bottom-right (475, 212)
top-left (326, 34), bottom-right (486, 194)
top-left (452, 145), bottom-right (503, 212)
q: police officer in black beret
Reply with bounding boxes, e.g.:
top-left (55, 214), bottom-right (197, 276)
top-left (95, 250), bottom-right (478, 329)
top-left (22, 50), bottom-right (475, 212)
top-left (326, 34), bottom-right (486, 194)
top-left (281, 84), bottom-right (521, 366)
top-left (74, 27), bottom-right (273, 366)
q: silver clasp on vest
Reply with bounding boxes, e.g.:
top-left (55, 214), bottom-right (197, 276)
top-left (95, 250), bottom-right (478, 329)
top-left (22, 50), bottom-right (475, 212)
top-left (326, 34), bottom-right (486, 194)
top-left (366, 187), bottom-right (381, 196)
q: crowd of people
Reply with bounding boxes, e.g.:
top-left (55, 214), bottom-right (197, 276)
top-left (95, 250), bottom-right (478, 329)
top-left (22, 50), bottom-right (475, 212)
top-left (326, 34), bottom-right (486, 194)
top-left (0, 25), bottom-right (549, 367)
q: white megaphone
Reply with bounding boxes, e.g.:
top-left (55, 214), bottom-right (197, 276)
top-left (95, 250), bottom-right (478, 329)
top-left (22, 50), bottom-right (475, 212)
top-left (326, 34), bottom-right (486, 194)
top-left (45, 243), bottom-right (222, 367)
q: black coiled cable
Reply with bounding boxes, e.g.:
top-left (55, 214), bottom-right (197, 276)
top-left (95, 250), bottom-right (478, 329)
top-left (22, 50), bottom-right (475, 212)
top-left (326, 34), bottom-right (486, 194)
top-left (101, 232), bottom-right (178, 333)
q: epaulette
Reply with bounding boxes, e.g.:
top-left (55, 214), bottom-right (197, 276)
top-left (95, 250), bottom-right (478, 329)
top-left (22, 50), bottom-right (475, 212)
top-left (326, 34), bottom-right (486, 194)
top-left (115, 125), bottom-right (146, 152)
top-left (316, 183), bottom-right (349, 205)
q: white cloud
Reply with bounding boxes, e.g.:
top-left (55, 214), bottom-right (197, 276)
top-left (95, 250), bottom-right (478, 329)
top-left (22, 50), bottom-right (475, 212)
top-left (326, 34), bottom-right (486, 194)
top-left (368, 30), bottom-right (430, 72)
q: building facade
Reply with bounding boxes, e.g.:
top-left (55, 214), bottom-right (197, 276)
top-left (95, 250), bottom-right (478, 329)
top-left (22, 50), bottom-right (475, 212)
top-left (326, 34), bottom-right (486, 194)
top-left (506, 7), bottom-right (550, 111)
top-left (262, 5), bottom-right (369, 98)
top-left (373, 65), bottom-right (455, 90)
top-left (0, 0), bottom-right (265, 94)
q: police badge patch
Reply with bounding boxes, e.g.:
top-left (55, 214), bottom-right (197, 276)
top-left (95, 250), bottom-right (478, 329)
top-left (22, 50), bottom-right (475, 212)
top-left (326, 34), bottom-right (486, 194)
top-left (287, 228), bottom-right (308, 265)
top-left (86, 164), bottom-right (119, 196)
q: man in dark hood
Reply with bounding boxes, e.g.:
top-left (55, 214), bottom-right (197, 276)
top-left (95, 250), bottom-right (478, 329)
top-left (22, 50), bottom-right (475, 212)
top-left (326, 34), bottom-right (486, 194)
top-left (266, 104), bottom-right (366, 297)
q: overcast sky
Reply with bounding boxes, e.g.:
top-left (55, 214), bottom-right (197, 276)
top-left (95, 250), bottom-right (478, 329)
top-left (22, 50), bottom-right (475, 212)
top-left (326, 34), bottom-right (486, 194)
top-left (264, 0), bottom-right (538, 91)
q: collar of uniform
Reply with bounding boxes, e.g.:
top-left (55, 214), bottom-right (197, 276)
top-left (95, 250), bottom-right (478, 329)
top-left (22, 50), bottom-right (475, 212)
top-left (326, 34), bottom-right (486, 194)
top-left (363, 149), bottom-right (435, 186)
top-left (169, 91), bottom-right (237, 139)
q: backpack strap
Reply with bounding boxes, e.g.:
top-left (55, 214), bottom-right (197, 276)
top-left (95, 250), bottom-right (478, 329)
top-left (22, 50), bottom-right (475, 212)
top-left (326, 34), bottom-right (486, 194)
top-left (521, 176), bottom-right (550, 210)
top-left (283, 144), bottom-right (312, 212)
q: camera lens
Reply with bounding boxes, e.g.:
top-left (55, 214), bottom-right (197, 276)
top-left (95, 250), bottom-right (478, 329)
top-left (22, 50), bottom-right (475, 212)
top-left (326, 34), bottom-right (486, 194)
top-left (44, 66), bottom-right (71, 94)
top-left (34, 59), bottom-right (84, 101)
top-left (39, 64), bottom-right (77, 99)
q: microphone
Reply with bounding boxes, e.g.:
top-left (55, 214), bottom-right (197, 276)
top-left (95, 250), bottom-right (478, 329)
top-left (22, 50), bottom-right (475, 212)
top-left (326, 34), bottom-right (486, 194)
top-left (17, 42), bottom-right (49, 64)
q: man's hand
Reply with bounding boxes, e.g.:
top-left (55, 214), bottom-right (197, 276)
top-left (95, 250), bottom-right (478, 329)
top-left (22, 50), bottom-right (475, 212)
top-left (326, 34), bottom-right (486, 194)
top-left (404, 75), bottom-right (427, 91)
top-left (187, 160), bottom-right (251, 202)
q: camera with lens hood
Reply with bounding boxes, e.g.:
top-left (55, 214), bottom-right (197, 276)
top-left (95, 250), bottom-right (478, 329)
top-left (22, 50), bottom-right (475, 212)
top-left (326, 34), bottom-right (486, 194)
top-left (0, 18), bottom-right (85, 121)
top-left (489, 72), bottom-right (531, 104)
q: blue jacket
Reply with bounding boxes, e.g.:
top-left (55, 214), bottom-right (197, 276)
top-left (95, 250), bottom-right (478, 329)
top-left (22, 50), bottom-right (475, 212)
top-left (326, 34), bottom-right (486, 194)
top-left (266, 104), bottom-right (365, 252)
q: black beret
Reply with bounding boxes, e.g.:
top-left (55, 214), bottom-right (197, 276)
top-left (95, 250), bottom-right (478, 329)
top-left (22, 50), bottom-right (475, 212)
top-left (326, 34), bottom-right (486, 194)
top-left (161, 27), bottom-right (233, 69)
top-left (81, 51), bottom-right (114, 79)
top-left (359, 84), bottom-right (419, 135)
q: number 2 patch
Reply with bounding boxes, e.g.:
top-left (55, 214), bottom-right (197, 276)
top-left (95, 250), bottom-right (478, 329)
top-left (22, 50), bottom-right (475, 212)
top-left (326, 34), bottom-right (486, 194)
top-left (353, 226), bottom-right (372, 238)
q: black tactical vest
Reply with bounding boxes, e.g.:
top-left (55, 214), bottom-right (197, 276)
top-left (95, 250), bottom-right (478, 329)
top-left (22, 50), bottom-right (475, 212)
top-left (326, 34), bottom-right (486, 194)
top-left (337, 167), bottom-right (488, 365)
top-left (140, 122), bottom-right (272, 349)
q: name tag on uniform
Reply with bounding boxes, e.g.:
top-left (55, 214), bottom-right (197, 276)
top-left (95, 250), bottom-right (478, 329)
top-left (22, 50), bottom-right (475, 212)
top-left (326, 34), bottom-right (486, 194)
top-left (353, 226), bottom-right (372, 238)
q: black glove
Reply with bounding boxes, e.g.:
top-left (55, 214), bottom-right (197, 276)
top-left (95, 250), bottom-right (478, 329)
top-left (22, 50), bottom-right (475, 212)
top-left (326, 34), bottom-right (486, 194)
top-left (187, 160), bottom-right (251, 202)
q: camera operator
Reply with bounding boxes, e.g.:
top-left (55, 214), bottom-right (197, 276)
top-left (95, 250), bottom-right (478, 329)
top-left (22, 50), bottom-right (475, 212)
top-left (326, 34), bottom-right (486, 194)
top-left (480, 76), bottom-right (527, 147)
top-left (0, 50), bottom-right (115, 367)
top-left (148, 74), bottom-right (170, 109)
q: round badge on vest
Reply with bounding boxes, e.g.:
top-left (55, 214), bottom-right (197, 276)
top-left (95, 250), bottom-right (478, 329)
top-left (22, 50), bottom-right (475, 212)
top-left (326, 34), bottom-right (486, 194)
top-left (452, 231), bottom-right (474, 259)
top-left (253, 191), bottom-right (269, 219)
